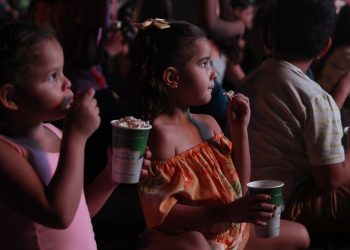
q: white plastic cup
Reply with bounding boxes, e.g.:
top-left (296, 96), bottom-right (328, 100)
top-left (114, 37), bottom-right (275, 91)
top-left (247, 180), bottom-right (284, 238)
top-left (111, 120), bottom-right (152, 184)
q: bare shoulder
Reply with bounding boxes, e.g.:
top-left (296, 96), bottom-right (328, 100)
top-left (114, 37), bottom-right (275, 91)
top-left (0, 139), bottom-right (33, 179)
top-left (190, 113), bottom-right (222, 134)
top-left (0, 139), bottom-right (22, 169)
top-left (148, 122), bottom-right (177, 161)
top-left (0, 138), bottom-right (57, 224)
top-left (0, 139), bottom-right (40, 200)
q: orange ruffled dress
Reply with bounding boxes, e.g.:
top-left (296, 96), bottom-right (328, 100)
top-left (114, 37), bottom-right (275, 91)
top-left (139, 133), bottom-right (248, 250)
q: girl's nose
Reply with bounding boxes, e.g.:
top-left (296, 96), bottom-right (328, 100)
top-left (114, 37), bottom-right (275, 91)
top-left (62, 75), bottom-right (72, 90)
top-left (211, 70), bottom-right (218, 81)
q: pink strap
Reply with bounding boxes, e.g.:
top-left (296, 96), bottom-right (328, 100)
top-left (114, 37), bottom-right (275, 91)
top-left (0, 135), bottom-right (28, 158)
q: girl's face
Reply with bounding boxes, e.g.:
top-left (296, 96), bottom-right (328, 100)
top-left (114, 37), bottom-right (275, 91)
top-left (16, 39), bottom-right (73, 122)
top-left (176, 38), bottom-right (217, 107)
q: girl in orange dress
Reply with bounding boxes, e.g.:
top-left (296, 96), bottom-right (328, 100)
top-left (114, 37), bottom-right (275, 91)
top-left (127, 19), bottom-right (310, 250)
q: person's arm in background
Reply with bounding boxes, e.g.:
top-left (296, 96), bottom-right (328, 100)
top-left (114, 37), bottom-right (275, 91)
top-left (311, 149), bottom-right (350, 193)
top-left (203, 0), bottom-right (245, 41)
top-left (330, 72), bottom-right (350, 108)
top-left (308, 89), bottom-right (350, 192)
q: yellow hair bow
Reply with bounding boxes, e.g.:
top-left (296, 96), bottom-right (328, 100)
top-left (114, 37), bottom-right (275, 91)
top-left (134, 18), bottom-right (170, 30)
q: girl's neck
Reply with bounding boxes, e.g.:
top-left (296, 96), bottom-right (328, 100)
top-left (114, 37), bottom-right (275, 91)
top-left (166, 106), bottom-right (190, 120)
top-left (154, 106), bottom-right (191, 125)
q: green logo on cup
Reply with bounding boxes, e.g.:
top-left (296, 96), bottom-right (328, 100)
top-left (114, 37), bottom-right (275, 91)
top-left (111, 119), bottom-right (152, 184)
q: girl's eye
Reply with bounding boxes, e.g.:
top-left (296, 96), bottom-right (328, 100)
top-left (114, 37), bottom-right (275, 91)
top-left (201, 59), bottom-right (212, 68)
top-left (48, 73), bottom-right (57, 82)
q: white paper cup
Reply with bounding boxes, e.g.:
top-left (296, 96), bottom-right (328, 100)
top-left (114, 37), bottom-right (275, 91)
top-left (247, 180), bottom-right (284, 238)
top-left (111, 121), bottom-right (151, 184)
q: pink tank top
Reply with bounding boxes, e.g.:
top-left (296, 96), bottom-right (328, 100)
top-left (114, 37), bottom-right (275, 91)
top-left (0, 124), bottom-right (97, 250)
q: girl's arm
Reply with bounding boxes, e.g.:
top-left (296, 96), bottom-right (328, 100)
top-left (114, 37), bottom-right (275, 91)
top-left (226, 93), bottom-right (251, 194)
top-left (0, 89), bottom-right (100, 229)
top-left (85, 147), bottom-right (152, 217)
top-left (84, 158), bottom-right (117, 217)
top-left (160, 194), bottom-right (274, 231)
top-left (203, 0), bottom-right (245, 41)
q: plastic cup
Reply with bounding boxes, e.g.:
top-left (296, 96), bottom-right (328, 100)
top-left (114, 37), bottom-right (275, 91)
top-left (247, 180), bottom-right (284, 238)
top-left (111, 120), bottom-right (152, 184)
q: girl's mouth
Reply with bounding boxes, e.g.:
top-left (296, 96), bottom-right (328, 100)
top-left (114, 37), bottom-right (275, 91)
top-left (60, 96), bottom-right (73, 111)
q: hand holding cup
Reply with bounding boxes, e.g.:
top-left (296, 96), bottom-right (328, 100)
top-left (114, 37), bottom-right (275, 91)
top-left (247, 180), bottom-right (284, 238)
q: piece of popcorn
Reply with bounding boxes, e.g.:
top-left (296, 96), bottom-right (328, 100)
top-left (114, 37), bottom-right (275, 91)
top-left (223, 90), bottom-right (235, 97)
top-left (111, 116), bottom-right (151, 129)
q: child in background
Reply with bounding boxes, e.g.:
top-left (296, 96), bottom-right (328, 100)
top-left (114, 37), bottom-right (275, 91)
top-left (128, 19), bottom-right (310, 250)
top-left (231, 0), bottom-right (255, 31)
top-left (231, 0), bottom-right (255, 62)
top-left (0, 20), bottom-right (156, 250)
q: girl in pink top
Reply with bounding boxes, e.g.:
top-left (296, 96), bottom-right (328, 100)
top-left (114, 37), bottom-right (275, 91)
top-left (0, 20), bottom-right (209, 250)
top-left (0, 20), bottom-right (103, 250)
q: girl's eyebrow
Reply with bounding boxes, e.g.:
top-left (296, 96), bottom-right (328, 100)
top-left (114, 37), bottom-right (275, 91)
top-left (199, 48), bottom-right (212, 61)
top-left (198, 55), bottom-right (211, 62)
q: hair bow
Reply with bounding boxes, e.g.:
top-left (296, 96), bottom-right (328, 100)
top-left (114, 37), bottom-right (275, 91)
top-left (134, 18), bottom-right (170, 30)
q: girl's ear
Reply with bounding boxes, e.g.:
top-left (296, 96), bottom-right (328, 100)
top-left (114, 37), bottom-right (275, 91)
top-left (163, 67), bottom-right (180, 89)
top-left (0, 84), bottom-right (18, 110)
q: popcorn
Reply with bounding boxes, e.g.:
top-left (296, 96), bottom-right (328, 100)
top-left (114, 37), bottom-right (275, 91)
top-left (111, 116), bottom-right (151, 129)
top-left (223, 90), bottom-right (235, 97)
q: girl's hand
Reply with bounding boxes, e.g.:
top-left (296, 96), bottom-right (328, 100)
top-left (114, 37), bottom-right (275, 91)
top-left (64, 88), bottom-right (101, 139)
top-left (225, 194), bottom-right (275, 227)
top-left (226, 93), bottom-right (250, 135)
top-left (141, 146), bottom-right (152, 179)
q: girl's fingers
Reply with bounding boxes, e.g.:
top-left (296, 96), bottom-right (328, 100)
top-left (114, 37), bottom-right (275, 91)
top-left (144, 146), bottom-right (152, 160)
top-left (140, 169), bottom-right (149, 179)
top-left (252, 193), bottom-right (272, 201)
top-left (249, 210), bottom-right (274, 223)
top-left (254, 220), bottom-right (269, 228)
top-left (250, 203), bottom-right (275, 214)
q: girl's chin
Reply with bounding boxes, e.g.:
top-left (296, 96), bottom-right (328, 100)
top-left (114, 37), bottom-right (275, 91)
top-left (197, 98), bottom-right (212, 106)
top-left (205, 95), bottom-right (212, 103)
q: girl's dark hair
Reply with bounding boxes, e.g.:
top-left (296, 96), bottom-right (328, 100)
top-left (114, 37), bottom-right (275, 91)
top-left (0, 20), bottom-right (56, 87)
top-left (127, 20), bottom-right (206, 121)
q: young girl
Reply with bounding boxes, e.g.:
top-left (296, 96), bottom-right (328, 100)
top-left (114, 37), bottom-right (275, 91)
top-left (128, 19), bottom-right (310, 250)
top-left (0, 20), bottom-right (145, 250)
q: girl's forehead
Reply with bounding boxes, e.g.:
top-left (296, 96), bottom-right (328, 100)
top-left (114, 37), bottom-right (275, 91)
top-left (28, 38), bottom-right (58, 57)
top-left (34, 39), bottom-right (62, 58)
top-left (193, 38), bottom-right (212, 52)
top-left (29, 39), bottom-right (64, 70)
top-left (179, 38), bottom-right (211, 66)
